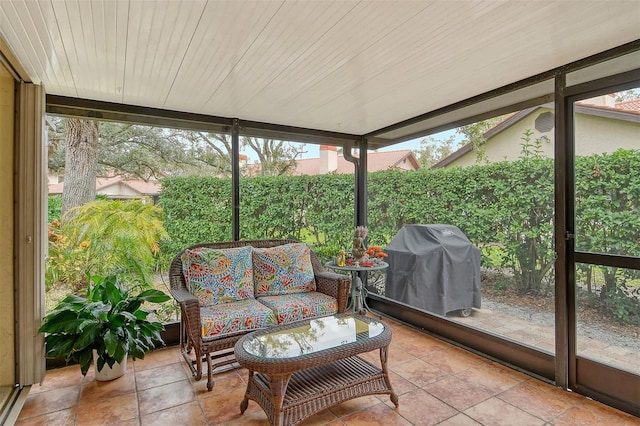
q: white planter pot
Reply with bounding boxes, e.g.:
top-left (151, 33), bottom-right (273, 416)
top-left (92, 350), bottom-right (127, 381)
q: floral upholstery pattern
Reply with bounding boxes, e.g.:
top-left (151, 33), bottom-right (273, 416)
top-left (181, 246), bottom-right (254, 306)
top-left (200, 299), bottom-right (277, 340)
top-left (257, 292), bottom-right (338, 325)
top-left (253, 243), bottom-right (316, 296)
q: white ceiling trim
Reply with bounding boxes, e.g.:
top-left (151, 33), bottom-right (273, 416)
top-left (1, 0), bottom-right (639, 137)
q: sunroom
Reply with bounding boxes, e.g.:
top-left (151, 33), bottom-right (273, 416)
top-left (0, 1), bottom-right (638, 423)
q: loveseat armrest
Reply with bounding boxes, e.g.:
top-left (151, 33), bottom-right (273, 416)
top-left (170, 288), bottom-right (203, 351)
top-left (315, 270), bottom-right (351, 313)
top-left (170, 287), bottom-right (197, 305)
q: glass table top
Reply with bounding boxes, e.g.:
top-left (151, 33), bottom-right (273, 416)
top-left (325, 261), bottom-right (388, 272)
top-left (242, 315), bottom-right (385, 359)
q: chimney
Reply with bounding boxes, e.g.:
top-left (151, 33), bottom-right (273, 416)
top-left (580, 94), bottom-right (616, 107)
top-left (319, 145), bottom-right (338, 174)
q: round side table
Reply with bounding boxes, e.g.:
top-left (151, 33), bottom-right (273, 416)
top-left (326, 261), bottom-right (388, 314)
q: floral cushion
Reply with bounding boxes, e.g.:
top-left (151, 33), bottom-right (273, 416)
top-left (253, 243), bottom-right (316, 296)
top-left (200, 299), bottom-right (277, 340)
top-left (181, 246), bottom-right (254, 306)
top-left (257, 292), bottom-right (338, 325)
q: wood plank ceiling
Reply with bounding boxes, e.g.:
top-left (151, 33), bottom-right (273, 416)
top-left (1, 0), bottom-right (639, 141)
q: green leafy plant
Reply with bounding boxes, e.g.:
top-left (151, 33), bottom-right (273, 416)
top-left (39, 274), bottom-right (170, 375)
top-left (46, 219), bottom-right (87, 290)
top-left (47, 199), bottom-right (168, 290)
top-left (48, 195), bottom-right (63, 223)
top-left (601, 284), bottom-right (640, 325)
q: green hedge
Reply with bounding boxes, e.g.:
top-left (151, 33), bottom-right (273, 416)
top-left (160, 149), bottom-right (637, 298)
top-left (159, 176), bottom-right (233, 253)
top-left (159, 173), bottom-right (355, 258)
top-left (155, 150), bottom-right (638, 322)
top-left (45, 149), bottom-right (636, 322)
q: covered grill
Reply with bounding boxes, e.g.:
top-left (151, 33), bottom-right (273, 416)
top-left (384, 224), bottom-right (481, 316)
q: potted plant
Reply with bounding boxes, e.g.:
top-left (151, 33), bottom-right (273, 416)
top-left (40, 274), bottom-right (170, 380)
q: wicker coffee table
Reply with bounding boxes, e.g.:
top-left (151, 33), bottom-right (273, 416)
top-left (234, 314), bottom-right (398, 426)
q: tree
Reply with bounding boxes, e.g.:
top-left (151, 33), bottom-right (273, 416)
top-left (48, 118), bottom-right (308, 184)
top-left (173, 133), bottom-right (307, 177)
top-left (61, 118), bottom-right (99, 215)
top-left (98, 123), bottom-right (203, 179)
top-left (178, 131), bottom-right (234, 176)
top-left (456, 116), bottom-right (506, 165)
top-left (46, 116), bottom-right (66, 173)
top-left (615, 89), bottom-right (640, 102)
top-left (414, 116), bottom-right (508, 168)
top-left (242, 136), bottom-right (306, 176)
top-left (415, 134), bottom-right (461, 168)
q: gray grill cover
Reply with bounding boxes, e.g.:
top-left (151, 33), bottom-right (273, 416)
top-left (385, 224), bottom-right (481, 315)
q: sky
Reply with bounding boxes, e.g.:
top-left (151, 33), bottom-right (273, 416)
top-left (293, 128), bottom-right (458, 160)
top-left (239, 128), bottom-right (460, 161)
top-left (294, 137), bottom-right (421, 159)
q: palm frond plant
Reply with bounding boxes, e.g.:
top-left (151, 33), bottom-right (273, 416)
top-left (46, 199), bottom-right (168, 290)
top-left (39, 274), bottom-right (170, 377)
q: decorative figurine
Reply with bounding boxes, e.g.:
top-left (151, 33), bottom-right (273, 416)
top-left (352, 226), bottom-right (368, 261)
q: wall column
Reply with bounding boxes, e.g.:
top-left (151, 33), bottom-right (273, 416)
top-left (0, 58), bottom-right (15, 389)
top-left (14, 81), bottom-right (46, 386)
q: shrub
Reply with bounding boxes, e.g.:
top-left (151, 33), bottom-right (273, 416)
top-left (46, 200), bottom-right (168, 290)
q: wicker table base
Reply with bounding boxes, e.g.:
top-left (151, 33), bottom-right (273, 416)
top-left (235, 315), bottom-right (398, 426)
top-left (242, 354), bottom-right (397, 426)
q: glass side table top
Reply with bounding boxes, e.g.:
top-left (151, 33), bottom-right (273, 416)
top-left (241, 315), bottom-right (385, 359)
top-left (326, 261), bottom-right (389, 272)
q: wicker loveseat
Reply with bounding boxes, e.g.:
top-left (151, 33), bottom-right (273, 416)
top-left (169, 239), bottom-right (351, 391)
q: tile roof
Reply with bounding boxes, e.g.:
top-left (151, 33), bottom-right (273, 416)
top-left (614, 99), bottom-right (640, 111)
top-left (293, 149), bottom-right (420, 175)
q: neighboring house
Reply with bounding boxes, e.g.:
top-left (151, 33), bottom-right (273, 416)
top-left (434, 95), bottom-right (640, 168)
top-left (48, 176), bottom-right (161, 201)
top-left (292, 145), bottom-right (420, 175)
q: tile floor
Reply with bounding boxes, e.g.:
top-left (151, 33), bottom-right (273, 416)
top-left (15, 314), bottom-right (639, 426)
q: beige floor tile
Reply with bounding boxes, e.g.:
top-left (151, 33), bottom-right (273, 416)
top-left (75, 392), bottom-right (138, 425)
top-left (424, 375), bottom-right (494, 411)
top-left (17, 386), bottom-right (80, 420)
top-left (28, 365), bottom-right (84, 395)
top-left (140, 400), bottom-right (207, 425)
top-left (391, 388), bottom-right (458, 426)
top-left (19, 318), bottom-right (637, 426)
top-left (497, 380), bottom-right (578, 421)
top-left (15, 407), bottom-right (77, 426)
top-left (79, 370), bottom-right (136, 402)
top-left (391, 357), bottom-right (448, 388)
top-left (137, 379), bottom-right (197, 415)
top-left (339, 401), bottom-right (411, 425)
top-left (135, 361), bottom-right (191, 391)
top-left (133, 346), bottom-right (183, 371)
top-left (463, 397), bottom-right (545, 426)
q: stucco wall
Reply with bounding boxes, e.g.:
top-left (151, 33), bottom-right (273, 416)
top-left (446, 107), bottom-right (639, 167)
top-left (99, 183), bottom-right (141, 198)
top-left (574, 113), bottom-right (639, 154)
top-left (0, 63), bottom-right (15, 386)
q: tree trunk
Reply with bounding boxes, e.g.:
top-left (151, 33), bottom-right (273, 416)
top-left (62, 118), bottom-right (99, 216)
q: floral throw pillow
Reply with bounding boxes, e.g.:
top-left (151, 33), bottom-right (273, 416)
top-left (253, 243), bottom-right (316, 297)
top-left (181, 246), bottom-right (254, 306)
